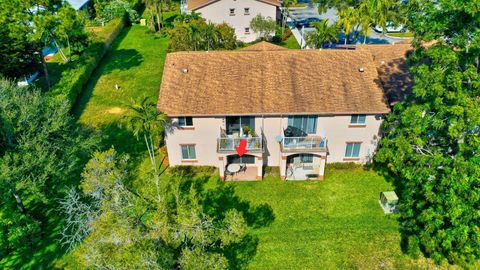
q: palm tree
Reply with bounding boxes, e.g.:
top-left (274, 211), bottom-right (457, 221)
top-left (124, 97), bottom-right (169, 194)
top-left (203, 22), bottom-right (218, 51)
top-left (357, 2), bottom-right (374, 44)
top-left (369, 0), bottom-right (400, 36)
top-left (306, 20), bottom-right (339, 49)
top-left (337, 7), bottom-right (358, 45)
top-left (281, 0), bottom-right (297, 36)
top-left (145, 0), bottom-right (165, 31)
top-left (188, 25), bottom-right (202, 51)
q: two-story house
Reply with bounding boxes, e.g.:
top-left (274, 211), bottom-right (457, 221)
top-left (157, 42), bottom-right (394, 180)
top-left (182, 0), bottom-right (280, 42)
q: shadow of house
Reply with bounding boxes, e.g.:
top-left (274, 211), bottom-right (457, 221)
top-left (358, 44), bottom-right (413, 105)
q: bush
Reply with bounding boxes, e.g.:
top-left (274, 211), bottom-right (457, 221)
top-left (47, 18), bottom-right (125, 107)
top-left (271, 34), bottom-right (282, 43)
top-left (327, 162), bottom-right (362, 170)
top-left (264, 166), bottom-right (280, 177)
top-left (167, 165), bottom-right (218, 176)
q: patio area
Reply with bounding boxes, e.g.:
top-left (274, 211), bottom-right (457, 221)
top-left (224, 166), bottom-right (259, 181)
top-left (286, 164), bottom-right (322, 180)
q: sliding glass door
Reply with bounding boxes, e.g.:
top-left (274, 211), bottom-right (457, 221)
top-left (226, 116), bottom-right (255, 136)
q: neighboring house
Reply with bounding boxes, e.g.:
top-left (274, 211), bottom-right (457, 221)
top-left (182, 0), bottom-right (280, 42)
top-left (65, 0), bottom-right (91, 10)
top-left (158, 42), bottom-right (403, 181)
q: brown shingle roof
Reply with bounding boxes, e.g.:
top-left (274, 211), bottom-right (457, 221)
top-left (240, 41), bottom-right (287, 51)
top-left (188, 0), bottom-right (280, 10)
top-left (158, 44), bottom-right (391, 116)
top-left (357, 43), bottom-right (413, 104)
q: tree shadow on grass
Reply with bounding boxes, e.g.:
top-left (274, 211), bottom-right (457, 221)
top-left (0, 206), bottom-right (65, 270)
top-left (72, 26), bottom-right (143, 118)
top-left (171, 174), bottom-right (275, 269)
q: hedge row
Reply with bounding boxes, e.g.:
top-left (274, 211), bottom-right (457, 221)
top-left (47, 17), bottom-right (125, 107)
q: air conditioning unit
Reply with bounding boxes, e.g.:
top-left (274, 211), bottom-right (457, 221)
top-left (379, 191), bottom-right (398, 214)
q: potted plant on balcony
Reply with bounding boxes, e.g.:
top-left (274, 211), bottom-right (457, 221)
top-left (242, 125), bottom-right (257, 137)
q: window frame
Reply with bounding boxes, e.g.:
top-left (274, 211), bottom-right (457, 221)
top-left (300, 154), bottom-right (314, 163)
top-left (244, 7), bottom-right (250, 15)
top-left (178, 116), bottom-right (193, 127)
top-left (350, 114), bottom-right (366, 125)
top-left (181, 145), bottom-right (196, 160)
top-left (345, 142), bottom-right (361, 158)
top-left (245, 27), bottom-right (250, 34)
top-left (287, 115), bottom-right (317, 134)
top-left (229, 8), bottom-right (235, 16)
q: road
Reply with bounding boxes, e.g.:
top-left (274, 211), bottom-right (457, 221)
top-left (288, 5), bottom-right (408, 47)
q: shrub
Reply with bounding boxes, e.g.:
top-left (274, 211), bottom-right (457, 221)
top-left (271, 34), bottom-right (282, 43)
top-left (47, 18), bottom-right (125, 107)
top-left (167, 165), bottom-right (218, 176)
top-left (327, 162), bottom-right (362, 170)
top-left (264, 166), bottom-right (280, 177)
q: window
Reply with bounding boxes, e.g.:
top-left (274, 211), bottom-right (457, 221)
top-left (226, 116), bottom-right (255, 136)
top-left (345, 143), bottom-right (361, 158)
top-left (229, 8), bottom-right (235, 15)
top-left (350, 114), bottom-right (366, 124)
top-left (227, 154), bottom-right (255, 164)
top-left (245, 27), bottom-right (250, 34)
top-left (244, 8), bottom-right (250, 14)
top-left (181, 145), bottom-right (196, 160)
top-left (287, 115), bottom-right (317, 134)
top-left (178, 117), bottom-right (193, 127)
top-left (300, 154), bottom-right (313, 163)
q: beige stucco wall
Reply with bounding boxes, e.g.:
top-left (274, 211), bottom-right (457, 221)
top-left (166, 117), bottom-right (223, 166)
top-left (165, 114), bottom-right (383, 169)
top-left (194, 0), bottom-right (277, 42)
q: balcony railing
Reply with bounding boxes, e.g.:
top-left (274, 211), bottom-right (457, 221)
top-left (217, 137), bottom-right (263, 153)
top-left (282, 136), bottom-right (327, 152)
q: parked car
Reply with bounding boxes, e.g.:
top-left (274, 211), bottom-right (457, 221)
top-left (373, 22), bottom-right (405, 33)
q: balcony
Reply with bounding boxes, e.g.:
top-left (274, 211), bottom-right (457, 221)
top-left (217, 137), bottom-right (263, 153)
top-left (281, 136), bottom-right (327, 152)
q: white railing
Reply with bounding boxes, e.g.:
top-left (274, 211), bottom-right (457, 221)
top-left (217, 137), bottom-right (263, 152)
top-left (282, 136), bottom-right (327, 151)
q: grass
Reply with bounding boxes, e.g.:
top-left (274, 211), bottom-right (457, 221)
top-left (280, 34), bottom-right (301, 49)
top-left (73, 24), bottom-right (169, 161)
top-left (228, 168), bottom-right (436, 269)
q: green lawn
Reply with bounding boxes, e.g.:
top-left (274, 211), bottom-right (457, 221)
top-left (280, 35), bottom-right (301, 49)
top-left (64, 17), bottom-right (453, 270)
top-left (229, 168), bottom-right (425, 269)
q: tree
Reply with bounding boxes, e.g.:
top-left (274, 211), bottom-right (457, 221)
top-left (281, 0), bottom-right (298, 35)
top-left (375, 0), bottom-right (480, 266)
top-left (337, 7), bottom-right (358, 44)
top-left (0, 1), bottom-right (41, 80)
top-left (98, 0), bottom-right (139, 23)
top-left (306, 19), bottom-right (340, 48)
top-left (168, 19), bottom-right (237, 52)
top-left (356, 1), bottom-right (375, 44)
top-left (63, 148), bottom-right (249, 269)
top-left (56, 6), bottom-right (89, 60)
top-left (124, 97), bottom-right (169, 196)
top-left (145, 0), bottom-right (166, 32)
top-left (249, 14), bottom-right (277, 40)
top-left (368, 0), bottom-right (403, 35)
top-left (0, 79), bottom-right (96, 256)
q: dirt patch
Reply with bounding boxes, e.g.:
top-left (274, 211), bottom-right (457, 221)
top-left (106, 107), bottom-right (124, 114)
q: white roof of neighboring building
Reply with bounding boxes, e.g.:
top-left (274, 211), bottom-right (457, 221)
top-left (65, 0), bottom-right (90, 10)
